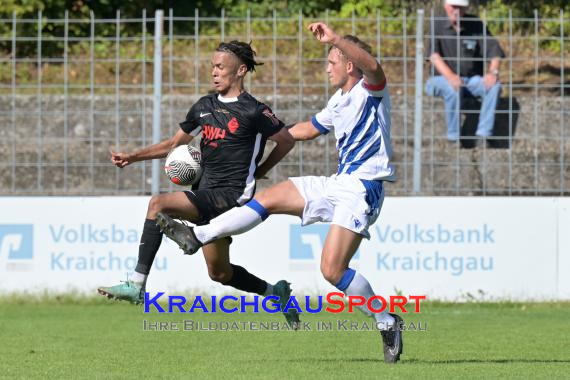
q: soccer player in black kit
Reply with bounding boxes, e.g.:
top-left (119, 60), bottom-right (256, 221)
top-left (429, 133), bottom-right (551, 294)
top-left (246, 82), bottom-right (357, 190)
top-left (98, 41), bottom-right (299, 326)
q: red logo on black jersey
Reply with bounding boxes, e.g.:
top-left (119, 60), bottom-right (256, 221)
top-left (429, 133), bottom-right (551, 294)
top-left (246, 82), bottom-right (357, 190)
top-left (228, 117), bottom-right (239, 133)
top-left (202, 124), bottom-right (226, 147)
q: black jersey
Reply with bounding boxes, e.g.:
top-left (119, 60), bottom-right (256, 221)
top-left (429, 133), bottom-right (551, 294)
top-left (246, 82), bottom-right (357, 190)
top-left (179, 92), bottom-right (284, 203)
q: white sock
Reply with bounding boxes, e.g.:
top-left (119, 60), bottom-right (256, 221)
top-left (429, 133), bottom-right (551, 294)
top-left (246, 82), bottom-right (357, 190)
top-left (130, 271), bottom-right (147, 285)
top-left (194, 200), bottom-right (268, 244)
top-left (343, 271), bottom-right (395, 328)
top-left (263, 283), bottom-right (274, 297)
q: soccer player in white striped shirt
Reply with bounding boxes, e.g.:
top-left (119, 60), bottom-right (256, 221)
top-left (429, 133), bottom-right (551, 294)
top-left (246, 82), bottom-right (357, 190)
top-left (157, 22), bottom-right (403, 363)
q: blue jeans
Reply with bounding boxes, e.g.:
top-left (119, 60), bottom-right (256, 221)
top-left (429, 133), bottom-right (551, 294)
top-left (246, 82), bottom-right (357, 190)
top-left (425, 75), bottom-right (501, 141)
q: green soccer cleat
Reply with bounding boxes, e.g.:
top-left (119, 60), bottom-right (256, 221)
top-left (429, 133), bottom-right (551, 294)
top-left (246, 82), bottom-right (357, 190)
top-left (97, 280), bottom-right (145, 305)
top-left (273, 280), bottom-right (301, 330)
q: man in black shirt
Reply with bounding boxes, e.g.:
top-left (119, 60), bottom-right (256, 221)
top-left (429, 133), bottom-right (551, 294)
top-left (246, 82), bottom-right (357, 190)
top-left (425, 0), bottom-right (505, 141)
top-left (98, 41), bottom-right (298, 326)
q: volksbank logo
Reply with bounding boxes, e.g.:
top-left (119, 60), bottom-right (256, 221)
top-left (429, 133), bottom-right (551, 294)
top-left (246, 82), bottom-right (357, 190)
top-left (0, 224), bottom-right (34, 271)
top-left (289, 225), bottom-right (359, 270)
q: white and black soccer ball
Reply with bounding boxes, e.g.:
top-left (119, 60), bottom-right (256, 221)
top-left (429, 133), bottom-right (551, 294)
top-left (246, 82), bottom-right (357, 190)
top-left (164, 145), bottom-right (202, 186)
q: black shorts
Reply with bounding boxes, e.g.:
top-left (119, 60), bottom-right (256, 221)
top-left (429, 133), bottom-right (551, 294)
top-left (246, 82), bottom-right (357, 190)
top-left (184, 188), bottom-right (245, 226)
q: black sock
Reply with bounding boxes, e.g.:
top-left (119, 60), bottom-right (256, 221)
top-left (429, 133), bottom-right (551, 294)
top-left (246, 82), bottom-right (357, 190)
top-left (134, 219), bottom-right (163, 275)
top-left (222, 264), bottom-right (268, 295)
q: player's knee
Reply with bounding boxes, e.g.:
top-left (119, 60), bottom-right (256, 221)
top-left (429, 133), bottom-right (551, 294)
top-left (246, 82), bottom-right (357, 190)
top-left (254, 182), bottom-right (294, 213)
top-left (320, 262), bottom-right (342, 285)
top-left (208, 268), bottom-right (232, 283)
top-left (147, 195), bottom-right (165, 216)
top-left (253, 192), bottom-right (274, 212)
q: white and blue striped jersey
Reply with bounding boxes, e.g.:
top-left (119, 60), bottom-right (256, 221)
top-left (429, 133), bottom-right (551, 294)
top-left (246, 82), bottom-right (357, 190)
top-left (311, 78), bottom-right (396, 182)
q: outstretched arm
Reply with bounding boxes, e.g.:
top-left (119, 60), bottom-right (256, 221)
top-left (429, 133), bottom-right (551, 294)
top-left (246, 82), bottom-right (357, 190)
top-left (110, 128), bottom-right (192, 168)
top-left (308, 22), bottom-right (385, 87)
top-left (288, 121), bottom-right (322, 141)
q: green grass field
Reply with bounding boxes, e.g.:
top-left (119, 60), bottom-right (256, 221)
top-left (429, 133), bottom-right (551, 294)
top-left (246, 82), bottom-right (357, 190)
top-left (1, 296), bottom-right (569, 379)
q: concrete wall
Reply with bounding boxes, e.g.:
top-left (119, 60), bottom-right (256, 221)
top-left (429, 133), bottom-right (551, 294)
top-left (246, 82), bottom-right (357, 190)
top-left (0, 94), bottom-right (568, 195)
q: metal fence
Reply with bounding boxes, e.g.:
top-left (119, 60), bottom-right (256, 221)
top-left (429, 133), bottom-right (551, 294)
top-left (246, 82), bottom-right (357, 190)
top-left (0, 9), bottom-right (568, 196)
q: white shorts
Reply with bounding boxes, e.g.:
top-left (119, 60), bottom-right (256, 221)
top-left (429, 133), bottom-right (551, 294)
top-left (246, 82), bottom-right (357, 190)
top-left (289, 174), bottom-right (385, 239)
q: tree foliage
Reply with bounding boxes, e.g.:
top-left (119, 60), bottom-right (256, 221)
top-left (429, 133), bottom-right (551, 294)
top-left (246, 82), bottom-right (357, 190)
top-left (1, 0), bottom-right (569, 55)
top-left (1, 0), bottom-right (568, 19)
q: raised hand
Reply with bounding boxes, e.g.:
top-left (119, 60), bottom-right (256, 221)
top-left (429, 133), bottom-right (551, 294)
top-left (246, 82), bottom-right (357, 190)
top-left (307, 22), bottom-right (339, 45)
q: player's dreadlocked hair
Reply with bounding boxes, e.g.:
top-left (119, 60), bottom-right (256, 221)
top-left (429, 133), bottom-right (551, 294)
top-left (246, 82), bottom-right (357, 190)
top-left (216, 41), bottom-right (263, 72)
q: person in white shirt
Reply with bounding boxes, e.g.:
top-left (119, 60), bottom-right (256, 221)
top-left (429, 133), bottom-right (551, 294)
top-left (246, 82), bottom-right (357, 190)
top-left (156, 22), bottom-right (404, 363)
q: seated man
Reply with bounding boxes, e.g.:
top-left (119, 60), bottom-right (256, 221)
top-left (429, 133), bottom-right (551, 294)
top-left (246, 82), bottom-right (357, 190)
top-left (425, 0), bottom-right (505, 141)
